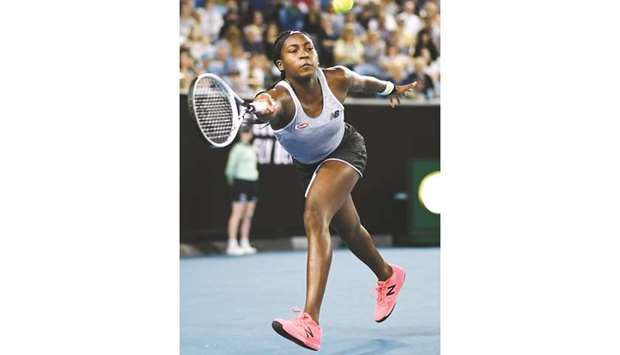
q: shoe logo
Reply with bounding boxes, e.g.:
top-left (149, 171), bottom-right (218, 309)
top-left (295, 122), bottom-right (309, 130)
top-left (304, 326), bottom-right (314, 338)
top-left (386, 284), bottom-right (396, 296)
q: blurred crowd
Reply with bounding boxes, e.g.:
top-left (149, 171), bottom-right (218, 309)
top-left (180, 0), bottom-right (440, 101)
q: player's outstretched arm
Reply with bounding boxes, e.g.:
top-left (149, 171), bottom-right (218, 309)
top-left (337, 65), bottom-right (417, 108)
top-left (245, 86), bottom-right (293, 125)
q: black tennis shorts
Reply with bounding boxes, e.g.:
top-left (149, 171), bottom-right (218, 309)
top-left (231, 178), bottom-right (258, 202)
top-left (293, 122), bottom-right (367, 197)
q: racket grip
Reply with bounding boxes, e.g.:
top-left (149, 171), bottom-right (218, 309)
top-left (249, 101), bottom-right (268, 114)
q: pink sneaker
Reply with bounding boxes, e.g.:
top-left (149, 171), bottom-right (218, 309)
top-left (272, 308), bottom-right (322, 351)
top-left (374, 263), bottom-right (406, 322)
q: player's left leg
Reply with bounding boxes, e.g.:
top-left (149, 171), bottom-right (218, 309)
top-left (331, 194), bottom-right (392, 281)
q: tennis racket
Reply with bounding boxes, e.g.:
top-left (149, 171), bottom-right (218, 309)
top-left (187, 73), bottom-right (267, 147)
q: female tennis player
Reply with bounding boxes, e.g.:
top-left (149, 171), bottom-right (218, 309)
top-left (249, 31), bottom-right (417, 351)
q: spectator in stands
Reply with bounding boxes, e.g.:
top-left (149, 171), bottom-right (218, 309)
top-left (368, 7), bottom-right (397, 38)
top-left (324, 3), bottom-right (345, 35)
top-left (221, 25), bottom-right (243, 49)
top-left (353, 29), bottom-right (385, 78)
top-left (248, 10), bottom-right (266, 36)
top-left (243, 25), bottom-right (266, 55)
top-left (344, 11), bottom-right (366, 37)
top-left (419, 47), bottom-right (440, 84)
top-left (207, 44), bottom-right (229, 76)
top-left (317, 14), bottom-right (338, 67)
top-left (180, 0), bottom-right (197, 40)
top-left (397, 0), bottom-right (423, 39)
top-left (408, 56), bottom-right (435, 100)
top-left (197, 0), bottom-right (224, 41)
top-left (226, 45), bottom-right (250, 86)
top-left (180, 46), bottom-right (197, 94)
top-left (304, 2), bottom-right (323, 36)
top-left (334, 24), bottom-right (364, 69)
top-left (186, 25), bottom-right (214, 63)
top-left (390, 18), bottom-right (416, 55)
top-left (414, 27), bottom-right (439, 61)
top-left (380, 44), bottom-right (412, 85)
top-left (248, 53), bottom-right (268, 91)
top-left (421, 0), bottom-right (440, 47)
top-left (381, 0), bottom-right (400, 16)
top-left (224, 125), bottom-right (259, 256)
top-left (357, 3), bottom-right (377, 31)
top-left (219, 0), bottom-right (241, 38)
top-left (277, 0), bottom-right (305, 31)
top-left (264, 22), bottom-right (281, 60)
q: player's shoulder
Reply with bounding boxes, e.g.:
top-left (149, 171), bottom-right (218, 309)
top-left (323, 66), bottom-right (351, 91)
top-left (323, 65), bottom-right (349, 80)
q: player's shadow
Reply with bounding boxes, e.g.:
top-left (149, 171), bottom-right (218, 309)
top-left (328, 338), bottom-right (410, 355)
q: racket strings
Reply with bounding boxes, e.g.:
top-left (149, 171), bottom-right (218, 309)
top-left (192, 78), bottom-right (235, 144)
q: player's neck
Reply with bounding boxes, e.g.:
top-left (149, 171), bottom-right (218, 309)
top-left (287, 73), bottom-right (321, 100)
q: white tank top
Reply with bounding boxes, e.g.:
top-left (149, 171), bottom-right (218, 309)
top-left (272, 68), bottom-right (345, 164)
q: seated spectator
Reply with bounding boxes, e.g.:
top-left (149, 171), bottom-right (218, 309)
top-left (317, 15), bottom-right (338, 67)
top-left (277, 1), bottom-right (305, 31)
top-left (397, 0), bottom-right (423, 36)
top-left (180, 0), bottom-right (198, 41)
top-left (221, 25), bottom-right (243, 49)
top-left (415, 27), bottom-right (439, 61)
top-left (334, 24), bottom-right (364, 69)
top-left (380, 44), bottom-right (412, 85)
top-left (368, 7), bottom-right (397, 38)
top-left (219, 0), bottom-right (241, 38)
top-left (419, 47), bottom-right (440, 83)
top-left (344, 11), bottom-right (365, 38)
top-left (304, 2), bottom-right (322, 36)
top-left (225, 45), bottom-right (250, 83)
top-left (353, 30), bottom-right (385, 78)
top-left (325, 4), bottom-right (345, 36)
top-left (381, 0), bottom-right (400, 16)
top-left (420, 0), bottom-right (440, 47)
top-left (180, 45), bottom-right (197, 94)
top-left (196, 0), bottom-right (224, 41)
top-left (186, 25), bottom-right (214, 63)
top-left (243, 25), bottom-right (266, 55)
top-left (263, 22), bottom-right (280, 60)
top-left (246, 11), bottom-right (266, 36)
top-left (389, 18), bottom-right (416, 55)
top-left (248, 53), bottom-right (268, 92)
top-left (407, 56), bottom-right (435, 100)
top-left (207, 44), bottom-right (229, 76)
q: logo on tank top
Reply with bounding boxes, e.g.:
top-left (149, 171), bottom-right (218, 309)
top-left (331, 110), bottom-right (340, 120)
top-left (295, 122), bottom-right (309, 130)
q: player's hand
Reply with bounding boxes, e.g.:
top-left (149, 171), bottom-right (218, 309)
top-left (253, 93), bottom-right (278, 116)
top-left (389, 81), bottom-right (418, 108)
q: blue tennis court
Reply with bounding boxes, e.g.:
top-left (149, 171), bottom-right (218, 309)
top-left (181, 247), bottom-right (439, 354)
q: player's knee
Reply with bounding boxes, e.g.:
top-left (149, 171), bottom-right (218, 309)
top-left (303, 207), bottom-right (329, 234)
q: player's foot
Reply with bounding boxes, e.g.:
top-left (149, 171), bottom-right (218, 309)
top-left (374, 263), bottom-right (406, 322)
top-left (239, 240), bottom-right (257, 255)
top-left (272, 308), bottom-right (322, 351)
top-left (225, 242), bottom-right (244, 256)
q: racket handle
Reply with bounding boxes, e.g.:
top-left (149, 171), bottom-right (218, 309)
top-left (249, 101), bottom-right (268, 114)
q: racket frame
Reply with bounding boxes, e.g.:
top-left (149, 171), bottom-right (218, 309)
top-left (188, 73), bottom-right (247, 148)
